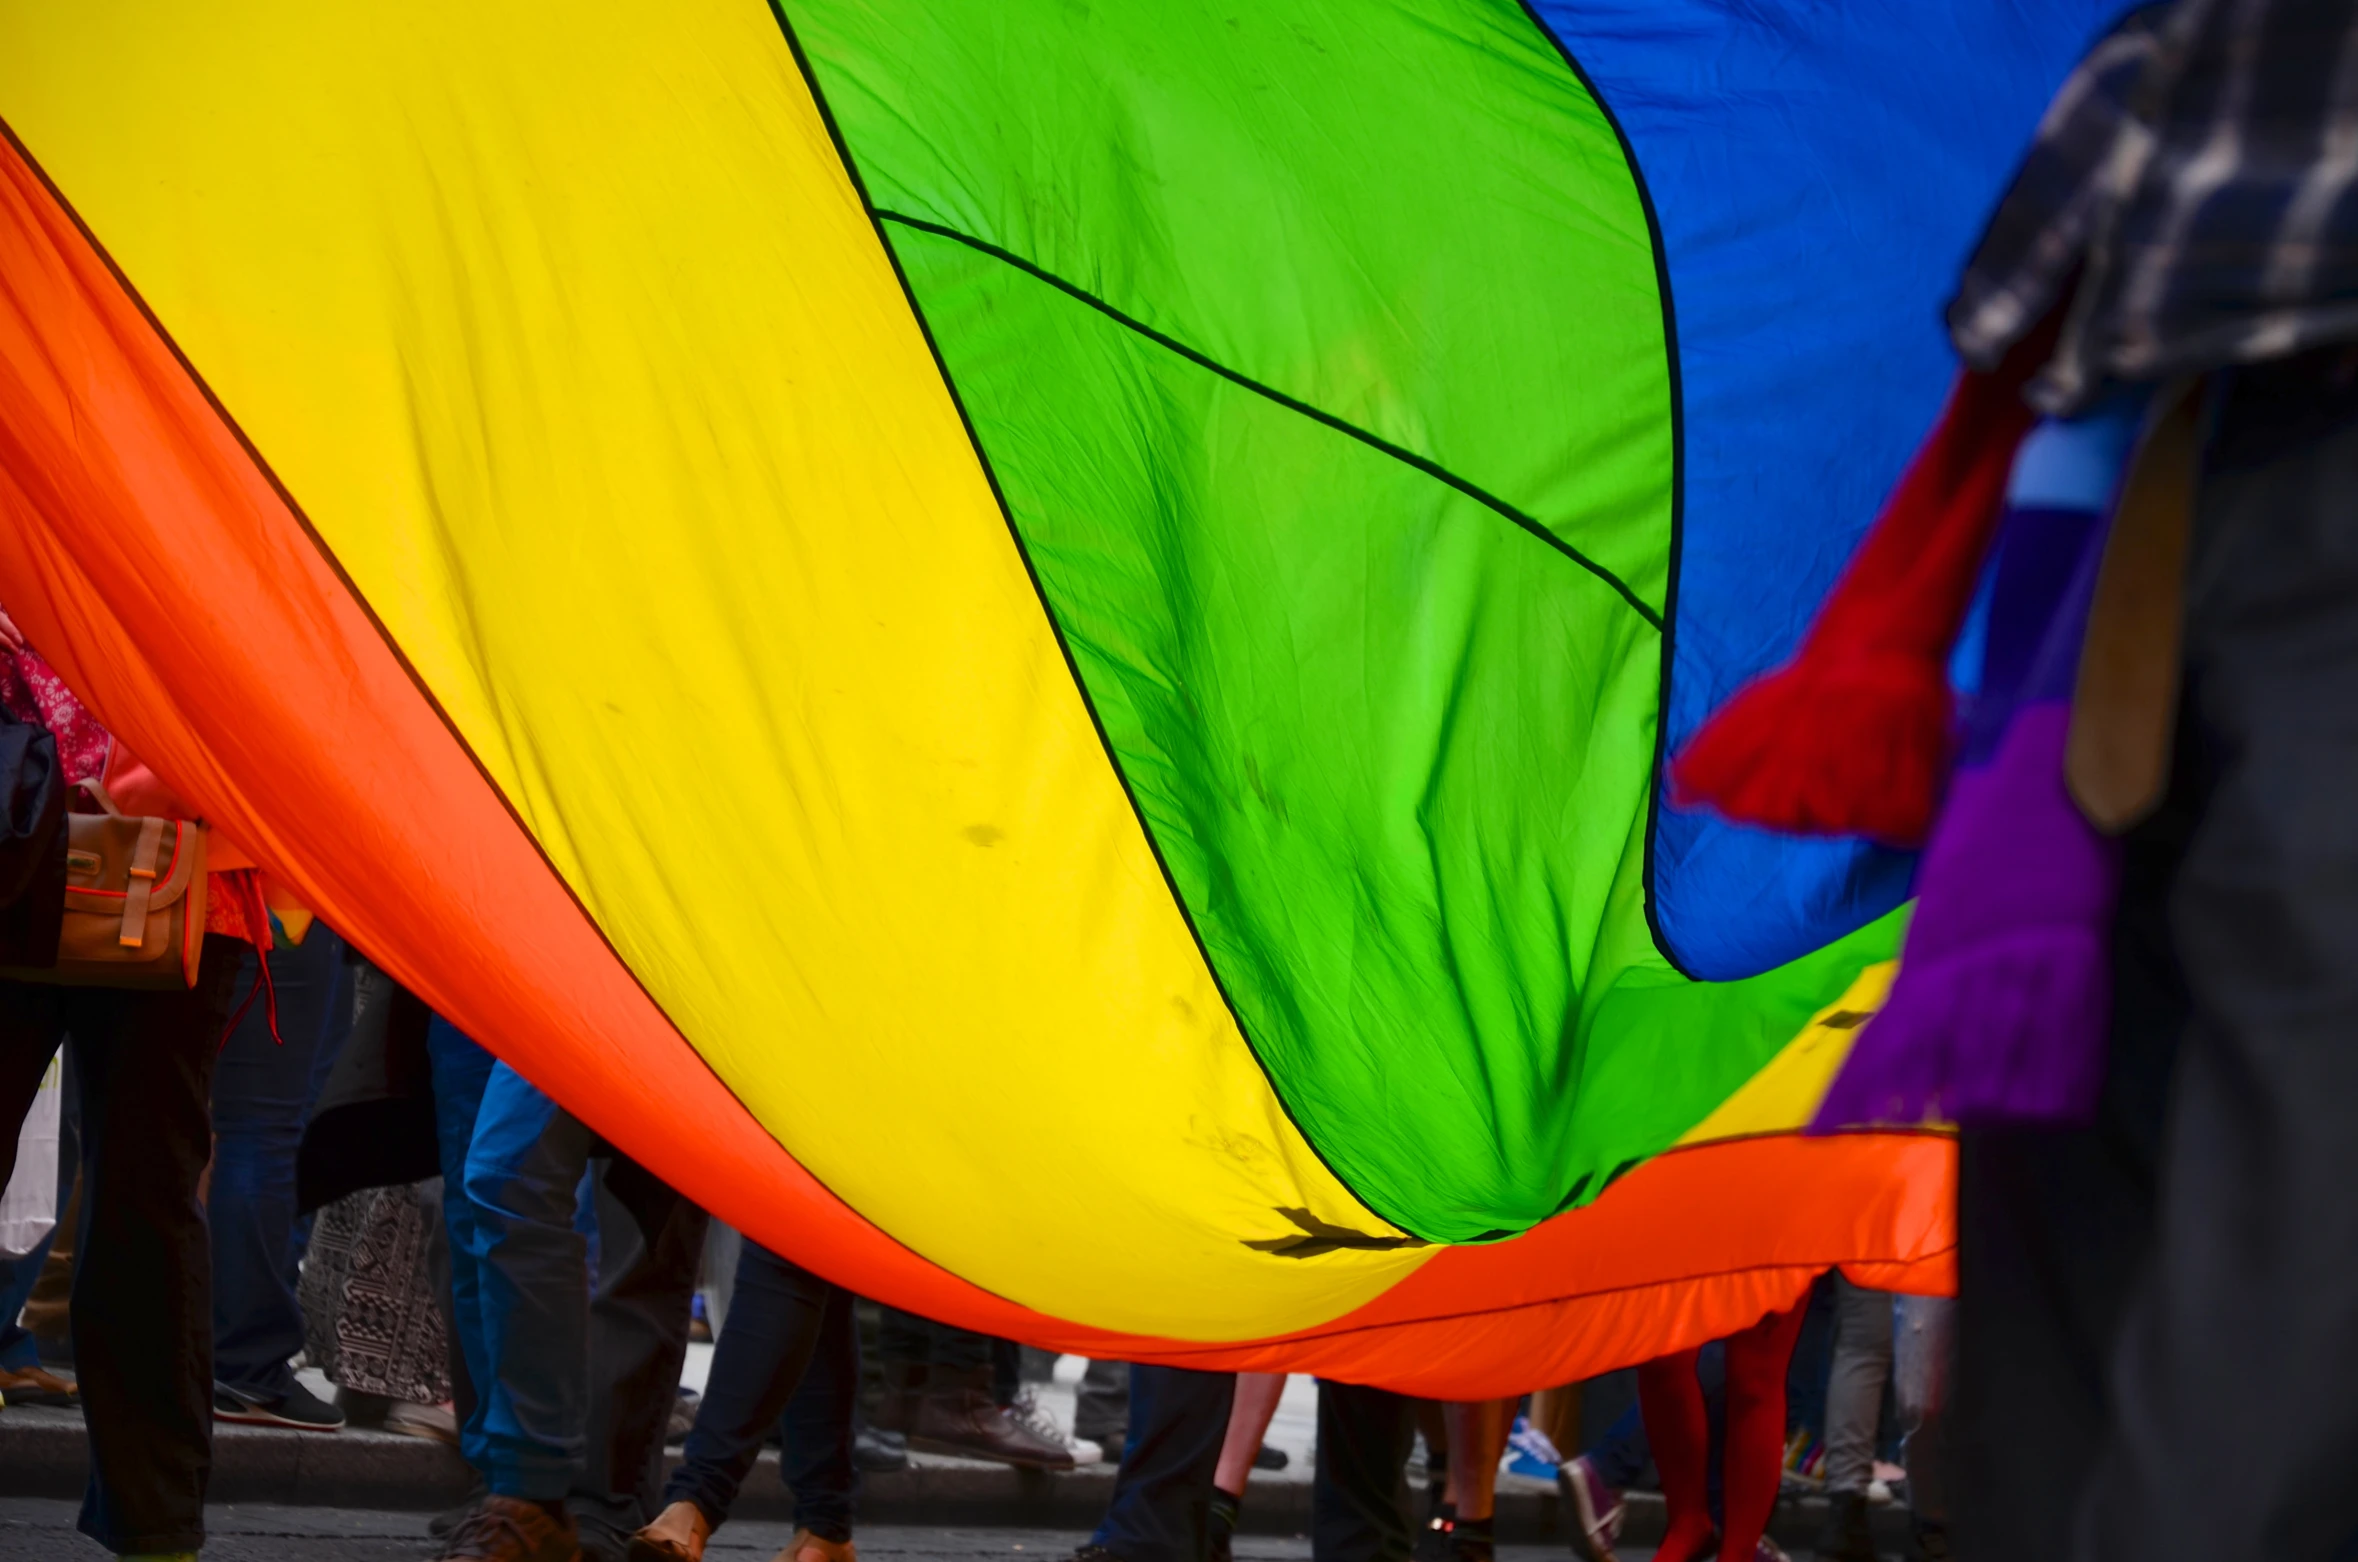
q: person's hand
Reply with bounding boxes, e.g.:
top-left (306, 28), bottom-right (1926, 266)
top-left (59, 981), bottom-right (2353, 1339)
top-left (0, 605), bottom-right (22, 653)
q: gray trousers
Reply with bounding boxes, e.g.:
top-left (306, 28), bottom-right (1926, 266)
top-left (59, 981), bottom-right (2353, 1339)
top-left (2068, 361), bottom-right (2358, 1557)
top-left (1956, 361), bottom-right (2358, 1559)
top-left (1821, 1278), bottom-right (1893, 1496)
top-left (1892, 1295), bottom-right (1953, 1526)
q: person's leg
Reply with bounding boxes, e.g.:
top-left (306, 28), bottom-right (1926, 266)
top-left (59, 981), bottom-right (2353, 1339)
top-left (908, 1316), bottom-right (1068, 1467)
top-left (2076, 365), bottom-right (2358, 1558)
top-left (1636, 1350), bottom-right (1714, 1562)
top-left (426, 1016), bottom-right (498, 1453)
top-left (778, 1281), bottom-right (861, 1545)
top-left (1075, 1358), bottom-right (1131, 1452)
top-left (1560, 1398), bottom-right (1642, 1562)
top-left (460, 1060), bottom-right (596, 1503)
top-left (0, 980), bottom-right (68, 1383)
top-left (1949, 721), bottom-right (2195, 1562)
top-left (57, 941), bottom-right (241, 1556)
top-left (1816, 1277), bottom-right (1893, 1560)
top-left (1716, 1299), bottom-right (1809, 1562)
top-left (1311, 1378), bottom-right (1415, 1562)
top-left (209, 926), bottom-right (349, 1412)
top-left (574, 1155), bottom-right (709, 1552)
top-left (1892, 1295), bottom-right (1955, 1543)
top-left (1438, 1400), bottom-right (1510, 1520)
top-left (871, 1305), bottom-right (931, 1432)
top-left (1213, 1372), bottom-right (1287, 1498)
top-left (1089, 1365), bottom-right (1237, 1562)
top-left (664, 1239), bottom-right (835, 1526)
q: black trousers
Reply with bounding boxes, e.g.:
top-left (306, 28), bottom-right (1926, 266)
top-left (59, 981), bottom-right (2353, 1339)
top-left (664, 1239), bottom-right (847, 1536)
top-left (1313, 1379), bottom-right (1416, 1562)
top-left (1091, 1364), bottom-right (1235, 1562)
top-left (1957, 361), bottom-right (2358, 1559)
top-left (0, 934), bottom-right (241, 1554)
top-left (576, 1155), bottom-right (711, 1543)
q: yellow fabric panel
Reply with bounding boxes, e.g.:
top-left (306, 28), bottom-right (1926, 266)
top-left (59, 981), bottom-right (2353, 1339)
top-left (1675, 962), bottom-right (1900, 1145)
top-left (0, 1), bottom-right (1426, 1338)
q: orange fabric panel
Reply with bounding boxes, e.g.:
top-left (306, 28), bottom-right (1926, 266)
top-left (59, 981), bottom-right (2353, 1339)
top-left (0, 126), bottom-right (1954, 1390)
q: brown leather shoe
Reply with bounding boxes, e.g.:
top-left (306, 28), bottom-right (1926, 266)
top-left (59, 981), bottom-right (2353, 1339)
top-left (907, 1368), bottom-right (1075, 1469)
top-left (434, 1494), bottom-right (581, 1561)
top-left (771, 1529), bottom-right (857, 1562)
top-left (0, 1364), bottom-right (79, 1409)
top-left (625, 1500), bottom-right (710, 1562)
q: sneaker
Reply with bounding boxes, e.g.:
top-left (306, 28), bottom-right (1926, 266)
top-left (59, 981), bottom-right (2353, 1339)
top-left (0, 1364), bottom-right (79, 1409)
top-left (853, 1424), bottom-right (908, 1473)
top-left (668, 1387), bottom-right (701, 1445)
top-left (386, 1400), bottom-right (460, 1446)
top-left (1252, 1442), bottom-right (1289, 1472)
top-left (1556, 1456), bottom-right (1624, 1562)
top-left (625, 1500), bottom-right (709, 1562)
top-left (1754, 1540), bottom-right (1792, 1562)
top-left (213, 1379), bottom-right (344, 1431)
top-left (1500, 1415), bottom-right (1560, 1480)
top-left (1007, 1387), bottom-right (1093, 1464)
top-left (436, 1495), bottom-right (580, 1561)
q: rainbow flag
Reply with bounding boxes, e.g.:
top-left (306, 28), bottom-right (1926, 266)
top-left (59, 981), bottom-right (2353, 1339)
top-left (0, 1), bottom-right (2116, 1388)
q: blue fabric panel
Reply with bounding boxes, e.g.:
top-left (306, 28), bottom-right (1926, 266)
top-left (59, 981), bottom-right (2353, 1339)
top-left (1530, 0), bottom-right (2134, 979)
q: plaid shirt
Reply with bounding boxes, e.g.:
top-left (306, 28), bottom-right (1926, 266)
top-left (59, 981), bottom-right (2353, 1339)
top-left (1951, 0), bottom-right (2358, 413)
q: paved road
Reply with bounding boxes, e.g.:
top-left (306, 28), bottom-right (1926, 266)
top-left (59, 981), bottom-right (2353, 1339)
top-left (0, 1501), bottom-right (1669, 1561)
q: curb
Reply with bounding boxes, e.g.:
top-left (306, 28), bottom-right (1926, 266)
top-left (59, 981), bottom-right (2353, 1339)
top-left (0, 1406), bottom-right (1920, 1550)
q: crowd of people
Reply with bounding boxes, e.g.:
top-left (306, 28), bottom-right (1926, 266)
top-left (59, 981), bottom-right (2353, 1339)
top-left (8, 0), bottom-right (2358, 1558)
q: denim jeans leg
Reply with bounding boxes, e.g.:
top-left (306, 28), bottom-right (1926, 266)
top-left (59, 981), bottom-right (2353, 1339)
top-left (461, 1061), bottom-right (594, 1501)
top-left (426, 1018), bottom-right (497, 1446)
top-left (210, 927), bottom-right (350, 1400)
top-left (779, 1283), bottom-right (860, 1542)
top-left (664, 1239), bottom-right (835, 1527)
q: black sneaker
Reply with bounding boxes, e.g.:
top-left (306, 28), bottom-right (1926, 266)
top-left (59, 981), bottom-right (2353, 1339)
top-left (213, 1379), bottom-right (345, 1431)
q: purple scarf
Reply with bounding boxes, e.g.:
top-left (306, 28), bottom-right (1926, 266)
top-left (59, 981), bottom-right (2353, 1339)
top-left (1814, 404), bottom-right (2140, 1130)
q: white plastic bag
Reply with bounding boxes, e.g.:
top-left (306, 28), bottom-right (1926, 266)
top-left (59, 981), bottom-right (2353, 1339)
top-left (1, 1053), bottom-right (61, 1258)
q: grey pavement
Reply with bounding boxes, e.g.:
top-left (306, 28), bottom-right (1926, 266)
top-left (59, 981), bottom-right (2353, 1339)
top-left (0, 1503), bottom-right (1668, 1561)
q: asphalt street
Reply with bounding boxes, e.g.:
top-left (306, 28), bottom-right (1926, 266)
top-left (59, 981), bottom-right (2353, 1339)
top-left (0, 1502), bottom-right (1664, 1561)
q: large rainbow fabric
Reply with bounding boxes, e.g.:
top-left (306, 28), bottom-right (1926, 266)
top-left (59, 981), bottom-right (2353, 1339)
top-left (0, 3), bottom-right (2117, 1390)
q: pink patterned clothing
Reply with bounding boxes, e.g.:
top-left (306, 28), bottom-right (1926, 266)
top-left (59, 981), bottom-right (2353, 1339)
top-left (1, 644), bottom-right (111, 784)
top-left (1, 642), bottom-right (260, 946)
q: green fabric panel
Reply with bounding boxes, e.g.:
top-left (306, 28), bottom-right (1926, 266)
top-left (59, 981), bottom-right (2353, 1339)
top-left (888, 222), bottom-right (1894, 1240)
top-left (783, 0), bottom-right (1672, 614)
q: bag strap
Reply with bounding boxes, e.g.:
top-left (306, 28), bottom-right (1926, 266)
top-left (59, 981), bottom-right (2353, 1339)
top-left (74, 777), bottom-right (126, 817)
top-left (119, 815), bottom-right (166, 949)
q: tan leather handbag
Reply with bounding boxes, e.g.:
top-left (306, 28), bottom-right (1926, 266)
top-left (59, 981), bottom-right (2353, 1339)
top-left (0, 780), bottom-right (207, 988)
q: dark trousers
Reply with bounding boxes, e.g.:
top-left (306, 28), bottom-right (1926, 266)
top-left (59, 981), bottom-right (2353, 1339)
top-left (2074, 365), bottom-right (2358, 1556)
top-left (579, 1156), bottom-right (711, 1541)
top-left (0, 934), bottom-right (241, 1554)
top-left (210, 927), bottom-right (352, 1400)
top-left (1313, 1379), bottom-right (1415, 1562)
top-left (665, 1240), bottom-right (851, 1536)
top-left (878, 1304), bottom-right (1018, 1399)
top-left (1956, 363), bottom-right (2358, 1559)
top-left (1092, 1364), bottom-right (1236, 1562)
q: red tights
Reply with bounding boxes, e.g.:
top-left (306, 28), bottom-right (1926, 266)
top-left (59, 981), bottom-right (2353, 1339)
top-left (1634, 1298), bottom-right (1809, 1562)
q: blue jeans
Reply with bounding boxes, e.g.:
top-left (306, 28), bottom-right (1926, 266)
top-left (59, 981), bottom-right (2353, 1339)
top-left (210, 927), bottom-right (351, 1400)
top-left (427, 1024), bottom-right (593, 1499)
top-left (663, 1240), bottom-right (848, 1536)
top-left (1092, 1364), bottom-right (1235, 1562)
